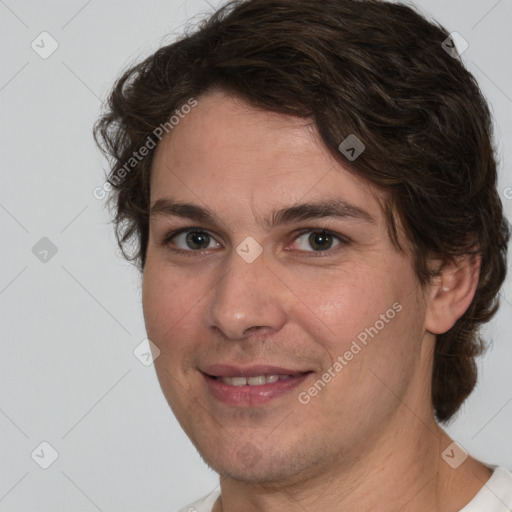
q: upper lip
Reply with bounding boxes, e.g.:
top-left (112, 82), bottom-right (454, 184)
top-left (201, 364), bottom-right (312, 378)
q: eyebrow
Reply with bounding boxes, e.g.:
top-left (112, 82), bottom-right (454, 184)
top-left (149, 198), bottom-right (376, 228)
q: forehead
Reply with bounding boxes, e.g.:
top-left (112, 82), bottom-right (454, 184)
top-left (150, 91), bottom-right (386, 227)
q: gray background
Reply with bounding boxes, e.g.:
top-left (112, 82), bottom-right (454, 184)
top-left (0, 0), bottom-right (511, 510)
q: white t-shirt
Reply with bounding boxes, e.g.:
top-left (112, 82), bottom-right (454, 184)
top-left (177, 466), bottom-right (512, 512)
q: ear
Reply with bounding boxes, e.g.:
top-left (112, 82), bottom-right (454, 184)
top-left (425, 253), bottom-right (481, 335)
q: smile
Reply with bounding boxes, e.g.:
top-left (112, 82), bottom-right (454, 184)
top-left (201, 366), bottom-right (313, 406)
top-left (217, 374), bottom-right (294, 386)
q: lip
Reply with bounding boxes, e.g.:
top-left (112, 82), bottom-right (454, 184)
top-left (200, 364), bottom-right (313, 406)
top-left (201, 363), bottom-right (310, 378)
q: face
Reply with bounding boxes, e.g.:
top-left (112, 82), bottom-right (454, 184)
top-left (142, 91), bottom-right (432, 486)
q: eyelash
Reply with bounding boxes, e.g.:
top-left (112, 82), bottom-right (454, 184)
top-left (159, 227), bottom-right (349, 258)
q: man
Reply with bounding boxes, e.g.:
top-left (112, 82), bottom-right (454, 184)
top-left (94, 0), bottom-right (512, 510)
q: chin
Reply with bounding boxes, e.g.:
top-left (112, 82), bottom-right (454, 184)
top-left (198, 440), bottom-right (328, 488)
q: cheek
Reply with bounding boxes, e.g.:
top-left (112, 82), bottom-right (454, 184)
top-left (290, 263), bottom-right (402, 351)
top-left (291, 258), bottom-right (424, 401)
top-left (141, 262), bottom-right (207, 411)
top-left (141, 260), bottom-right (203, 353)
top-left (294, 280), bottom-right (424, 435)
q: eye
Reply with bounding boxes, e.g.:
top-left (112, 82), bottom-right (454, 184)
top-left (292, 230), bottom-right (344, 252)
top-left (161, 227), bottom-right (347, 256)
top-left (166, 229), bottom-right (221, 251)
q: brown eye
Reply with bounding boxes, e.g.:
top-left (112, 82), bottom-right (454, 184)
top-left (169, 230), bottom-right (220, 251)
top-left (308, 231), bottom-right (334, 251)
top-left (293, 230), bottom-right (343, 252)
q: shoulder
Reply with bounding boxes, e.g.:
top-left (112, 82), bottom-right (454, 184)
top-left (175, 489), bottom-right (221, 512)
top-left (461, 466), bottom-right (512, 511)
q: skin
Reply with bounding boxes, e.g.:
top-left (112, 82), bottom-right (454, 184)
top-left (142, 91), bottom-right (491, 512)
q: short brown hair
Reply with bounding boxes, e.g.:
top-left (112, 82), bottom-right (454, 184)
top-left (93, 0), bottom-right (510, 422)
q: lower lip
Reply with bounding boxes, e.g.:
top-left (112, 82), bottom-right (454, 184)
top-left (202, 373), bottom-right (311, 406)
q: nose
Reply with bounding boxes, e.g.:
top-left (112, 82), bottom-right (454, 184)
top-left (206, 249), bottom-right (288, 340)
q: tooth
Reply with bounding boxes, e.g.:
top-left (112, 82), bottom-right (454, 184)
top-left (247, 376), bottom-right (266, 386)
top-left (232, 377), bottom-right (248, 386)
top-left (221, 376), bottom-right (247, 386)
top-left (220, 374), bottom-right (296, 386)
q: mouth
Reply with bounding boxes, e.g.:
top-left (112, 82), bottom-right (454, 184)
top-left (212, 374), bottom-right (299, 386)
top-left (200, 364), bottom-right (313, 406)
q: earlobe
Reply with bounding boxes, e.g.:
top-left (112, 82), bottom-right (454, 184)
top-left (425, 253), bottom-right (481, 335)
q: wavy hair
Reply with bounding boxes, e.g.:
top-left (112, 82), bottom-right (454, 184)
top-left (93, 0), bottom-right (510, 422)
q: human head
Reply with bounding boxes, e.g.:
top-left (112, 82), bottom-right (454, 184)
top-left (94, 0), bottom-right (509, 425)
